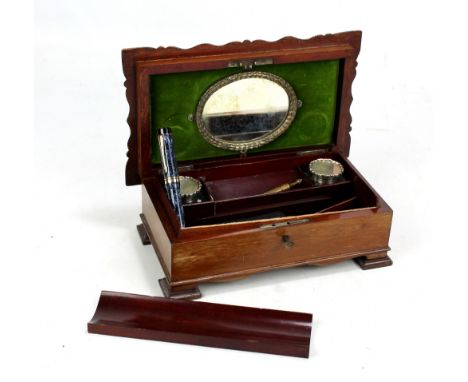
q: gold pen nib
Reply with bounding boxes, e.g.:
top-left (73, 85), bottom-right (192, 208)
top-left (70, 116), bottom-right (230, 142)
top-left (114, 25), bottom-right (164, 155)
top-left (263, 178), bottom-right (302, 195)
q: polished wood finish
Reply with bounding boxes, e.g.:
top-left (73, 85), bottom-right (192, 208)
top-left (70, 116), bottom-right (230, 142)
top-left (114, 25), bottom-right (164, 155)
top-left (354, 253), bottom-right (393, 269)
top-left (124, 32), bottom-right (393, 299)
top-left (139, 150), bottom-right (393, 295)
top-left (158, 278), bottom-right (201, 300)
top-left (123, 32), bottom-right (361, 185)
top-left (88, 291), bottom-right (313, 358)
top-left (172, 211), bottom-right (391, 282)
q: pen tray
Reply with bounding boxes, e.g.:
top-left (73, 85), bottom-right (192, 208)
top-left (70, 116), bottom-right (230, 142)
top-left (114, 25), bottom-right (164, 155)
top-left (167, 151), bottom-right (378, 227)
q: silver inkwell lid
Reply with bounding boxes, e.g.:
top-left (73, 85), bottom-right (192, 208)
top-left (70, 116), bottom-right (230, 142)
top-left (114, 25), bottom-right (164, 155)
top-left (179, 176), bottom-right (203, 204)
top-left (309, 158), bottom-right (344, 185)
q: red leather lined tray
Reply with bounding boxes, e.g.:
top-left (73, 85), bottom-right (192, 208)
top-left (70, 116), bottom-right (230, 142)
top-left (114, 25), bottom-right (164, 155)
top-left (88, 291), bottom-right (313, 358)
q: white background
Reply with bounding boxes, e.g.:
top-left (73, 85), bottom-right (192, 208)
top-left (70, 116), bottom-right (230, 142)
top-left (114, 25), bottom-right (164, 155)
top-left (2, 0), bottom-right (467, 381)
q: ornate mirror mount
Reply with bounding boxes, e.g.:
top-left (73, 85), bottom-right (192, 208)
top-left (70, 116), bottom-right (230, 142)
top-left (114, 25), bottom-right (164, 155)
top-left (195, 71), bottom-right (298, 152)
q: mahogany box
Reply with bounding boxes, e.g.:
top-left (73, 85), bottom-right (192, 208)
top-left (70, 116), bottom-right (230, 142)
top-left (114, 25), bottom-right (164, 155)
top-left (123, 31), bottom-right (393, 299)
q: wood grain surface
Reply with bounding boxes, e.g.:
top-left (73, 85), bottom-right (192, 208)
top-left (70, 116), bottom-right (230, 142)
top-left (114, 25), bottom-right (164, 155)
top-left (123, 31), bottom-right (361, 185)
top-left (124, 31), bottom-right (393, 299)
top-left (88, 291), bottom-right (313, 358)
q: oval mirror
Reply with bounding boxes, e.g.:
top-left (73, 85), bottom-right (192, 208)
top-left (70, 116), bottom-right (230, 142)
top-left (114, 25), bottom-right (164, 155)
top-left (195, 71), bottom-right (297, 152)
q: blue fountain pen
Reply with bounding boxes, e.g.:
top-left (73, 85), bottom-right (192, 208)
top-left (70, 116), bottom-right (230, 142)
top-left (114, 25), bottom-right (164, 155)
top-left (157, 127), bottom-right (186, 228)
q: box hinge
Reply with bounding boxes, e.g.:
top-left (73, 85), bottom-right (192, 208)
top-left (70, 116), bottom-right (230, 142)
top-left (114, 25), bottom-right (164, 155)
top-left (228, 58), bottom-right (274, 70)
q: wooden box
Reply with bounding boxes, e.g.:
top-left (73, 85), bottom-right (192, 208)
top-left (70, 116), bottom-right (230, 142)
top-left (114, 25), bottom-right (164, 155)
top-left (123, 31), bottom-right (393, 299)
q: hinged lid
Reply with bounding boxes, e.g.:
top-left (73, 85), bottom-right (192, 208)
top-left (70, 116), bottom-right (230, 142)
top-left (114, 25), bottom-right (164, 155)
top-left (123, 31), bottom-right (361, 185)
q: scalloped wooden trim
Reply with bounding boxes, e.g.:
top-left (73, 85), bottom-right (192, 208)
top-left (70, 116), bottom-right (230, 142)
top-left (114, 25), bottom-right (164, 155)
top-left (122, 31), bottom-right (361, 185)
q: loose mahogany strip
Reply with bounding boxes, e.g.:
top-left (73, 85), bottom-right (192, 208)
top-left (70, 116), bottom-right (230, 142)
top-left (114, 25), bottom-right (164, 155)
top-left (88, 291), bottom-right (313, 358)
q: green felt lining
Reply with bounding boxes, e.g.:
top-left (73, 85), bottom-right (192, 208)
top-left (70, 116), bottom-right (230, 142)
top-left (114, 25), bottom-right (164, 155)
top-left (150, 60), bottom-right (340, 164)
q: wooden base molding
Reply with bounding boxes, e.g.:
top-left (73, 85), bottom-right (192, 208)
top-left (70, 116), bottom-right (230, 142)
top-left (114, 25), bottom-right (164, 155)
top-left (136, 221), bottom-right (150, 245)
top-left (354, 254), bottom-right (393, 270)
top-left (158, 278), bottom-right (201, 300)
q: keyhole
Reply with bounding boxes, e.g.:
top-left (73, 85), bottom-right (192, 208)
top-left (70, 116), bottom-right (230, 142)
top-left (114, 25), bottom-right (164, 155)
top-left (282, 235), bottom-right (294, 248)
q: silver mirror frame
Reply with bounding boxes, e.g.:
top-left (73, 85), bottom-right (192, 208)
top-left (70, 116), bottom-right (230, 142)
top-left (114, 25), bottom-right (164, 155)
top-left (195, 71), bottom-right (298, 152)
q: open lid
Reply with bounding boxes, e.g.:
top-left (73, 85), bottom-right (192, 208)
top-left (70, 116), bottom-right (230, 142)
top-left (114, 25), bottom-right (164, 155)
top-left (123, 31), bottom-right (361, 185)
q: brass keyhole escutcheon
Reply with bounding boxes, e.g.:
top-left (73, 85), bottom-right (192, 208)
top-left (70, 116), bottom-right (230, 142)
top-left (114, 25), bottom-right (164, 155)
top-left (282, 235), bottom-right (294, 248)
